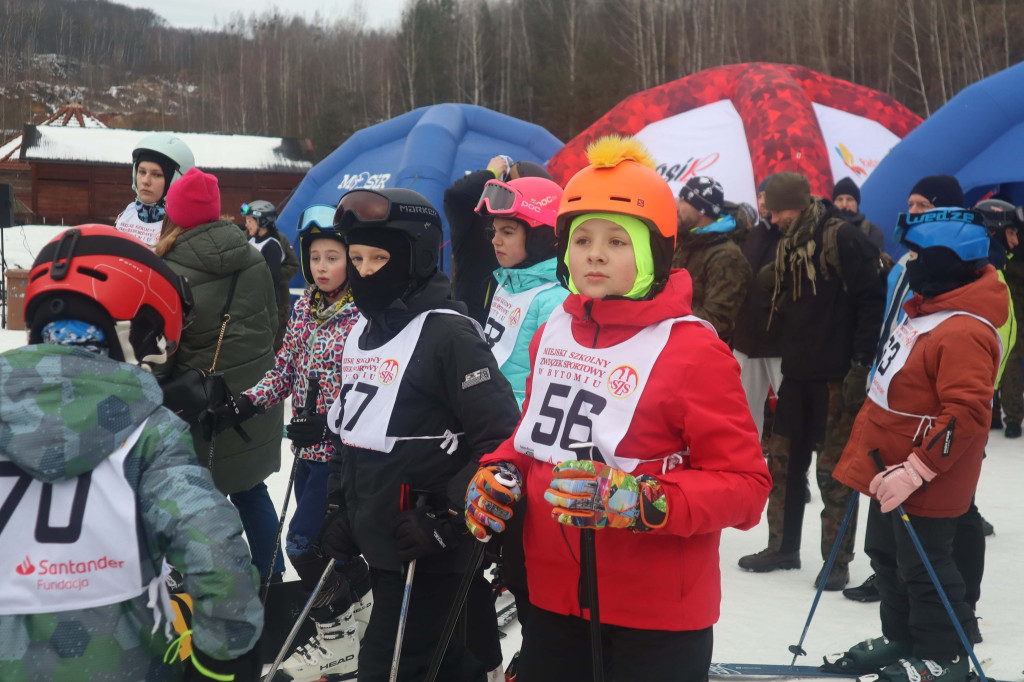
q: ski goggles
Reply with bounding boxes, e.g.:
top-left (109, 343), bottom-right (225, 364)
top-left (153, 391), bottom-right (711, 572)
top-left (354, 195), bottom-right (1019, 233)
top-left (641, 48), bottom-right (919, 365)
top-left (475, 179), bottom-right (556, 227)
top-left (333, 190), bottom-right (393, 230)
top-left (893, 208), bottom-right (985, 245)
top-left (299, 204), bottom-right (339, 235)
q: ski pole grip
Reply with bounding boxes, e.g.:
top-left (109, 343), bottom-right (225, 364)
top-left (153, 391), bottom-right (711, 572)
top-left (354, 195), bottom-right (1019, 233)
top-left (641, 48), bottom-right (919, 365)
top-left (301, 375), bottom-right (321, 417)
top-left (868, 449), bottom-right (884, 473)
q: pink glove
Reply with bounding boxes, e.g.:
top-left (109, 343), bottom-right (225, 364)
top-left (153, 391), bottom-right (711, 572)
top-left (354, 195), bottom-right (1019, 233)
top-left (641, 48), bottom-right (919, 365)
top-left (869, 453), bottom-right (936, 513)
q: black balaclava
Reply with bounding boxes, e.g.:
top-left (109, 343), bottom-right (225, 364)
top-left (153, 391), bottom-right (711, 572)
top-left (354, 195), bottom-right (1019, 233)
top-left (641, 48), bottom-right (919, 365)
top-left (516, 220), bottom-right (558, 270)
top-left (905, 246), bottom-right (980, 298)
top-left (346, 228), bottom-right (414, 314)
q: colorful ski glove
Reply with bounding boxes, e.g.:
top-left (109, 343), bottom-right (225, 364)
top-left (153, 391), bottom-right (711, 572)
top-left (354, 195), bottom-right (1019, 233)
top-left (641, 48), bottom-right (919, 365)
top-left (544, 460), bottom-right (668, 531)
top-left (394, 505), bottom-right (463, 561)
top-left (465, 462), bottom-right (523, 540)
top-left (869, 452), bottom-right (936, 513)
top-left (287, 412), bottom-right (330, 448)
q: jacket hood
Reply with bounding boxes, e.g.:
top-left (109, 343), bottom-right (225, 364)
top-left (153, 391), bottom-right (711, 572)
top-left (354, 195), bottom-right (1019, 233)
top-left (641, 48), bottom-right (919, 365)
top-left (562, 269), bottom-right (695, 329)
top-left (0, 344), bottom-right (165, 483)
top-left (165, 220), bottom-right (256, 275)
top-left (904, 265), bottom-right (1009, 329)
top-left (692, 214), bottom-right (737, 235)
top-left (493, 258), bottom-right (561, 294)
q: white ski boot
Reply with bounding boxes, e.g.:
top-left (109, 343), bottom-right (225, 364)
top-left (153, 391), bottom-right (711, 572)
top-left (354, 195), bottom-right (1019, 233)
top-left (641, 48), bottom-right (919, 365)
top-left (279, 603), bottom-right (360, 681)
top-left (352, 589), bottom-right (373, 640)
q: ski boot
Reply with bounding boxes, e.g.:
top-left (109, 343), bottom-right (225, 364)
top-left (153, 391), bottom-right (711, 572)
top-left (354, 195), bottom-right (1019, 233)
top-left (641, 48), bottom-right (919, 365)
top-left (873, 656), bottom-right (970, 682)
top-left (278, 602), bottom-right (360, 681)
top-left (822, 636), bottom-right (912, 675)
top-left (352, 589), bottom-right (372, 640)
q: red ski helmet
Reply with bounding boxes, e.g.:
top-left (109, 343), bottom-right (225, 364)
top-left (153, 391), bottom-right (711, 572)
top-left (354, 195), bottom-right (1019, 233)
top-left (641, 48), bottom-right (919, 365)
top-left (25, 225), bottom-right (194, 364)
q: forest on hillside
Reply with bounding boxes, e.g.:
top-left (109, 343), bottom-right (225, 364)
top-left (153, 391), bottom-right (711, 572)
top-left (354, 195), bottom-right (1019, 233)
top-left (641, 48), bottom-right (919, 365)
top-left (0, 0), bottom-right (1021, 156)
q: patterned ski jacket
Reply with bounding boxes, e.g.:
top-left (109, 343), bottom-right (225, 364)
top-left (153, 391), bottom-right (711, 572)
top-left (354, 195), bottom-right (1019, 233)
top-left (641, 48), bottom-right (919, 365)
top-left (0, 344), bottom-right (262, 681)
top-left (244, 288), bottom-right (360, 462)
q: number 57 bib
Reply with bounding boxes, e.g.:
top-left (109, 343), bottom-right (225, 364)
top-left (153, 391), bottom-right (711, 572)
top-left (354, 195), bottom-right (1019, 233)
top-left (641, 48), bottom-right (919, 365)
top-left (514, 307), bottom-right (711, 473)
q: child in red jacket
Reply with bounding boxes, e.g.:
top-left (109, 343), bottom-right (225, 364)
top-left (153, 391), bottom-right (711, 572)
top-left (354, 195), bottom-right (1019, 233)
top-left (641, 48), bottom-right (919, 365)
top-left (465, 137), bottom-right (771, 681)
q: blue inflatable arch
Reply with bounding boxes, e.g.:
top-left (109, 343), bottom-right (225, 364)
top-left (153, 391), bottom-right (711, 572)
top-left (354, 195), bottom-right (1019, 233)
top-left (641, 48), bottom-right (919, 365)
top-left (277, 103), bottom-right (563, 286)
top-left (860, 61), bottom-right (1024, 258)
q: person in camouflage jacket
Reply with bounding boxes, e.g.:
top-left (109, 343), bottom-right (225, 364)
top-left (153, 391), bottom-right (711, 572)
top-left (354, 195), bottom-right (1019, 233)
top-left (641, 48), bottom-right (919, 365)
top-left (673, 176), bottom-right (752, 343)
top-left (0, 226), bottom-right (262, 682)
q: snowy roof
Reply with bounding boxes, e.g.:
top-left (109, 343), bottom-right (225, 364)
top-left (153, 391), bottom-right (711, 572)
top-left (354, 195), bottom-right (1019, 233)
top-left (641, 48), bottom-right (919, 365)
top-left (19, 126), bottom-right (313, 172)
top-left (0, 103), bottom-right (107, 162)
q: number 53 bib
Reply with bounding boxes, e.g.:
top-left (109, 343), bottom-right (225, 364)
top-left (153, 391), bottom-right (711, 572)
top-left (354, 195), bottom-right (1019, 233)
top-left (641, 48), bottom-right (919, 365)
top-left (514, 307), bottom-right (711, 472)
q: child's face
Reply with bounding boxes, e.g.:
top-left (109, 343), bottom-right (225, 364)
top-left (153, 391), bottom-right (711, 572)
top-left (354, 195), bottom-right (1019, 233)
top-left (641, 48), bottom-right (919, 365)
top-left (490, 217), bottom-right (528, 268)
top-left (135, 161), bottom-right (166, 205)
top-left (348, 243), bottom-right (392, 278)
top-left (566, 218), bottom-right (638, 299)
top-left (309, 238), bottom-right (347, 293)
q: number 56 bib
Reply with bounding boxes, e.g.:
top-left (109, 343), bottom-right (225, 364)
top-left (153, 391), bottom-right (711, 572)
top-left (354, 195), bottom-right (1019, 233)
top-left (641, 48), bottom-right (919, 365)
top-left (514, 307), bottom-right (711, 472)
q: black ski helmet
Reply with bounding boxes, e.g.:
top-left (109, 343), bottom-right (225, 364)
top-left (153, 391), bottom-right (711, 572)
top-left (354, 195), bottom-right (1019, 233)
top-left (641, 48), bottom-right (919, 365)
top-left (333, 188), bottom-right (442, 280)
top-left (297, 203), bottom-right (346, 284)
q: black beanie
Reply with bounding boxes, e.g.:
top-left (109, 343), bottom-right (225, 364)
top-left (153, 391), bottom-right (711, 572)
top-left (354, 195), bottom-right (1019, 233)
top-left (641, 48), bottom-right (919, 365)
top-left (909, 175), bottom-right (964, 208)
top-left (135, 151), bottom-right (178, 201)
top-left (757, 175), bottom-right (773, 194)
top-left (832, 177), bottom-right (860, 205)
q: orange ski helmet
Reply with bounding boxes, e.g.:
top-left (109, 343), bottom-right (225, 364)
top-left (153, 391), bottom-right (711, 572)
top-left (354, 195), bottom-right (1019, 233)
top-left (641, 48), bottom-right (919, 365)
top-left (555, 136), bottom-right (677, 294)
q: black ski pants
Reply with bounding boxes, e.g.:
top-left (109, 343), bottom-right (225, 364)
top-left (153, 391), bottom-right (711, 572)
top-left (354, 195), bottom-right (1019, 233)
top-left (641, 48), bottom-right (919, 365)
top-left (517, 606), bottom-right (713, 682)
top-left (358, 567), bottom-right (489, 682)
top-left (866, 500), bottom-right (971, 660)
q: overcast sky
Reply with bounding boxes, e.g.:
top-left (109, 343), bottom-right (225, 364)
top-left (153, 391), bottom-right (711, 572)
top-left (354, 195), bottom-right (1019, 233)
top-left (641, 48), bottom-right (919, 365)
top-left (114, 0), bottom-right (406, 31)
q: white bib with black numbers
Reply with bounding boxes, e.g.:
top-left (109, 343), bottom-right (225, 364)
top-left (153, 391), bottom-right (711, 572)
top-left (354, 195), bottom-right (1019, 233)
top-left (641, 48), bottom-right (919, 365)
top-left (328, 310), bottom-right (471, 453)
top-left (115, 203), bottom-right (163, 248)
top-left (250, 236), bottom-right (286, 263)
top-left (485, 282), bottom-right (559, 368)
top-left (513, 307), bottom-right (713, 473)
top-left (870, 310), bottom-right (1002, 411)
top-left (0, 422), bottom-right (148, 615)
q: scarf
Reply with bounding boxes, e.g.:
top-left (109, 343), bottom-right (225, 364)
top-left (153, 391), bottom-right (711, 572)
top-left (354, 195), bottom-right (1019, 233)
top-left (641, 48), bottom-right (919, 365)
top-left (136, 200), bottom-right (167, 223)
top-left (310, 286), bottom-right (354, 326)
top-left (768, 199), bottom-right (828, 328)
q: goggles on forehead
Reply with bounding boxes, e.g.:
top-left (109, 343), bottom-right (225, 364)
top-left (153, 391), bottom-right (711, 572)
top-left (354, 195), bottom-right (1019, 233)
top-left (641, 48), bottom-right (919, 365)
top-left (240, 203), bottom-right (268, 218)
top-left (475, 179), bottom-right (557, 228)
top-left (299, 204), bottom-right (339, 234)
top-left (894, 208), bottom-right (985, 245)
top-left (333, 190), bottom-right (392, 229)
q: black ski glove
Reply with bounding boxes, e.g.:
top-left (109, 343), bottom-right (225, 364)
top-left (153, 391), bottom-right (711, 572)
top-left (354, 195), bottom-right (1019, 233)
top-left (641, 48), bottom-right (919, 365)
top-left (200, 394), bottom-right (257, 440)
top-left (287, 412), bottom-right (330, 448)
top-left (183, 646), bottom-right (260, 681)
top-left (393, 505), bottom-right (463, 562)
top-left (842, 361), bottom-right (871, 413)
top-left (319, 506), bottom-right (359, 563)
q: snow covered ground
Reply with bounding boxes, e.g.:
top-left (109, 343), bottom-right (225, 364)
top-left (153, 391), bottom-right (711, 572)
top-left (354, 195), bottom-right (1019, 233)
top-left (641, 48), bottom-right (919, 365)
top-left (2, 224), bottom-right (1021, 679)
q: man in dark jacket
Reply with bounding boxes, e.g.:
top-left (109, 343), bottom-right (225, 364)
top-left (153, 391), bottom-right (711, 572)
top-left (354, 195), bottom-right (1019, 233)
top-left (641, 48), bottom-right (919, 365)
top-left (739, 172), bottom-right (884, 591)
top-left (834, 177), bottom-right (886, 251)
top-left (445, 156), bottom-right (556, 326)
top-left (319, 188), bottom-right (520, 681)
top-left (672, 175), bottom-right (751, 343)
top-left (732, 196), bottom-right (784, 441)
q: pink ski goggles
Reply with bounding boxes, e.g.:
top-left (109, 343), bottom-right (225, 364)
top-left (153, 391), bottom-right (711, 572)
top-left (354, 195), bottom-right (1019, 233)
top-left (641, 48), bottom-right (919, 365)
top-left (475, 179), bottom-right (557, 228)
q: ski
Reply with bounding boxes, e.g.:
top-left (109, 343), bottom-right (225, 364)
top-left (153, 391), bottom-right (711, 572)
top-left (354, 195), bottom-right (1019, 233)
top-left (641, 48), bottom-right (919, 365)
top-left (497, 601), bottom-right (518, 628)
top-left (710, 663), bottom-right (859, 678)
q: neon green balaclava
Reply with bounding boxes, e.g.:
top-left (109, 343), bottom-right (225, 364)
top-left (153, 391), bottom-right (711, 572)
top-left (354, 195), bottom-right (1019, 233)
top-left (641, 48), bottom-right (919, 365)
top-left (564, 212), bottom-right (654, 299)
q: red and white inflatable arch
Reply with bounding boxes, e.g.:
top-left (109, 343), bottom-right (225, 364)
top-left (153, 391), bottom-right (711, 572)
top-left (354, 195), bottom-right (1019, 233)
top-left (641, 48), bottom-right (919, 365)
top-left (548, 63), bottom-right (922, 209)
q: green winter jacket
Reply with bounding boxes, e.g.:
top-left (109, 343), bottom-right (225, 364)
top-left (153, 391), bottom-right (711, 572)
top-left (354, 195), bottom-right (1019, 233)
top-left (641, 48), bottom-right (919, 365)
top-left (0, 344), bottom-right (263, 681)
top-left (153, 220), bottom-right (284, 494)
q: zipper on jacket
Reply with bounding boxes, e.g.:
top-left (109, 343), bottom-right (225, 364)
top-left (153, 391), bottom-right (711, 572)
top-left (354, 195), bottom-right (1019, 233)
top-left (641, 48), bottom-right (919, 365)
top-left (925, 416), bottom-right (956, 457)
top-left (583, 300), bottom-right (601, 347)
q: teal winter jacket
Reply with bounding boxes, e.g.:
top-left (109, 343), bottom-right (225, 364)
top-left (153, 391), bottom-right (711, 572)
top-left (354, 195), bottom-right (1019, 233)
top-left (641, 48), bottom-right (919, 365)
top-left (489, 258), bottom-right (568, 406)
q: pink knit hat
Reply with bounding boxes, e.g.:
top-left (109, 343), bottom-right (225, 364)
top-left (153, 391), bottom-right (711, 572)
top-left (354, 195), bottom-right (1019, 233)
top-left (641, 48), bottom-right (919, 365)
top-left (166, 167), bottom-right (221, 229)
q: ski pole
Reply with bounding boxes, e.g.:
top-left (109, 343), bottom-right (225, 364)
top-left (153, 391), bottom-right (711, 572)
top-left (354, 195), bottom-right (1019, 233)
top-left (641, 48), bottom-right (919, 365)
top-left (789, 492), bottom-right (859, 663)
top-left (390, 493), bottom-right (429, 682)
top-left (424, 490), bottom-right (509, 682)
top-left (262, 557), bottom-right (337, 681)
top-left (570, 442), bottom-right (605, 682)
top-left (868, 450), bottom-right (987, 682)
top-left (261, 375), bottom-right (321, 603)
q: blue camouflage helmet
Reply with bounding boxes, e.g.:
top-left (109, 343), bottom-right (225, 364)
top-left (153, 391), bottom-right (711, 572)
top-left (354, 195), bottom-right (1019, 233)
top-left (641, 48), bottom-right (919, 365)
top-left (895, 208), bottom-right (990, 264)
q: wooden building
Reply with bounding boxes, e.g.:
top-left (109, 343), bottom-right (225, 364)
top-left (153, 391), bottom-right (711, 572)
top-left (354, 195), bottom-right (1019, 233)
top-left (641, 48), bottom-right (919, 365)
top-left (17, 125), bottom-right (313, 225)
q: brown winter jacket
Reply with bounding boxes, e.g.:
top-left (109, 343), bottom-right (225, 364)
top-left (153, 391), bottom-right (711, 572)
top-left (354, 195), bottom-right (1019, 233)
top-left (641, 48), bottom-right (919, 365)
top-left (833, 265), bottom-right (1007, 517)
top-left (672, 217), bottom-right (751, 343)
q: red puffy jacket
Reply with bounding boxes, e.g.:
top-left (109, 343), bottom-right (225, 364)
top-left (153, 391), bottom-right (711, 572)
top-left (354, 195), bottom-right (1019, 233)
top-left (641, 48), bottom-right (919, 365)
top-left (482, 270), bottom-right (770, 631)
